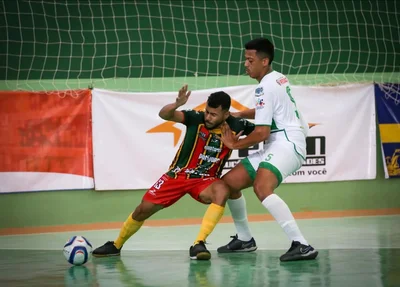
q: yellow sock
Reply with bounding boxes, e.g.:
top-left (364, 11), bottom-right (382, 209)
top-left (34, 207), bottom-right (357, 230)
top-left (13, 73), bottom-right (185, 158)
top-left (114, 213), bottom-right (144, 249)
top-left (194, 203), bottom-right (225, 244)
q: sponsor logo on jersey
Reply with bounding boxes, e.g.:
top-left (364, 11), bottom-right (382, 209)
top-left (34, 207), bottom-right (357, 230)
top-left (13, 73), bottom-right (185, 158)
top-left (185, 168), bottom-right (210, 177)
top-left (204, 145), bottom-right (222, 152)
top-left (198, 153), bottom-right (220, 163)
top-left (276, 76), bottom-right (288, 85)
top-left (198, 131), bottom-right (207, 141)
top-left (210, 135), bottom-right (220, 143)
top-left (256, 98), bottom-right (265, 110)
top-left (171, 167), bottom-right (182, 173)
top-left (255, 87), bottom-right (264, 97)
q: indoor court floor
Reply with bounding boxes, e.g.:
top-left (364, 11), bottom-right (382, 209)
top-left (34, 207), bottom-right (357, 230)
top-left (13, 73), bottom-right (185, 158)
top-left (0, 215), bottom-right (399, 287)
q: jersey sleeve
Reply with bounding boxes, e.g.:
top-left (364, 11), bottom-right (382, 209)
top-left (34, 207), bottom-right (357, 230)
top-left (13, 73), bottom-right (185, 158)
top-left (226, 116), bottom-right (255, 136)
top-left (254, 87), bottom-right (273, 126)
top-left (240, 119), bottom-right (255, 135)
top-left (182, 109), bottom-right (203, 126)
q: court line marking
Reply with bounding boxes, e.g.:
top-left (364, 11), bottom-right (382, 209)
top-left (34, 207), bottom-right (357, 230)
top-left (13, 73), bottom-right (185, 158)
top-left (1, 208), bottom-right (399, 236)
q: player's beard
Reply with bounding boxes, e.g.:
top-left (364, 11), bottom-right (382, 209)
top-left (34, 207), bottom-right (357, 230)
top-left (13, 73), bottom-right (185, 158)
top-left (205, 119), bottom-right (223, 130)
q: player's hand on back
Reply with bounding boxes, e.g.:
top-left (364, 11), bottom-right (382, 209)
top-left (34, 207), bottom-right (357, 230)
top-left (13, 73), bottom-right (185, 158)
top-left (176, 85), bottom-right (191, 107)
top-left (218, 122), bottom-right (243, 149)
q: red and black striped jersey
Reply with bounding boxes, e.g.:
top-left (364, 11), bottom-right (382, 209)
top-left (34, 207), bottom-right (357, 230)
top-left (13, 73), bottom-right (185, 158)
top-left (166, 110), bottom-right (255, 179)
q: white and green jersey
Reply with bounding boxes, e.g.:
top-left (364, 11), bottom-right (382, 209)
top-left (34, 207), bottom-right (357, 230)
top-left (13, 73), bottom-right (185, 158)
top-left (254, 70), bottom-right (309, 158)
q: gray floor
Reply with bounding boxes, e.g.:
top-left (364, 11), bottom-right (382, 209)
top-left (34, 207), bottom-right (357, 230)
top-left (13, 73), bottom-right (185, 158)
top-left (0, 215), bottom-right (399, 287)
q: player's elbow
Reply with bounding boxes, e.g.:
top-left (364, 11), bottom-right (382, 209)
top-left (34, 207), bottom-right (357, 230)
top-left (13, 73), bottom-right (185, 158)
top-left (254, 126), bottom-right (270, 142)
top-left (158, 110), bottom-right (170, 121)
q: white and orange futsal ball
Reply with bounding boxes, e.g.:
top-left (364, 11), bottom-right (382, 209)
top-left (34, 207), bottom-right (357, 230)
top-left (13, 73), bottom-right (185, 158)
top-left (63, 236), bottom-right (92, 265)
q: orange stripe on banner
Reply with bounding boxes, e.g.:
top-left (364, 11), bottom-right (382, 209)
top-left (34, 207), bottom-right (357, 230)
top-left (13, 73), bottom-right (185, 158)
top-left (0, 208), bottom-right (399, 236)
top-left (379, 124), bottom-right (400, 143)
top-left (0, 90), bottom-right (93, 177)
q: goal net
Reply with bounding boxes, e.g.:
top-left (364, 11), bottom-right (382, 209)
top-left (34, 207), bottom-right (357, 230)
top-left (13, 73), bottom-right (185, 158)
top-left (0, 0), bottom-right (399, 93)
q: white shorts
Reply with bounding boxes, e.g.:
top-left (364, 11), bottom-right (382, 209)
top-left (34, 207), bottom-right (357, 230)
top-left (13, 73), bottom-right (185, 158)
top-left (241, 139), bottom-right (305, 185)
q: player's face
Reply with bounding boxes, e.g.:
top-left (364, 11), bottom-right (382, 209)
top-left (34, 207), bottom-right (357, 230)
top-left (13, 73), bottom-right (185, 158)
top-left (244, 49), bottom-right (269, 81)
top-left (204, 105), bottom-right (229, 129)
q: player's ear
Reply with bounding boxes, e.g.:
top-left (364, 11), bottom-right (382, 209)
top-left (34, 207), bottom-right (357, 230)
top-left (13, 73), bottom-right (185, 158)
top-left (223, 110), bottom-right (230, 120)
top-left (263, 57), bottom-right (270, 67)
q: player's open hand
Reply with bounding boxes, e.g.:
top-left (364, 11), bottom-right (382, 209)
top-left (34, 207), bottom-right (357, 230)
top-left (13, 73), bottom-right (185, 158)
top-left (176, 85), bottom-right (191, 107)
top-left (219, 122), bottom-right (243, 149)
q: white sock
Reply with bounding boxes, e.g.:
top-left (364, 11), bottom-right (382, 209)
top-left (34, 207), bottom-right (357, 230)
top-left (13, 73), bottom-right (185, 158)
top-left (227, 195), bottom-right (253, 241)
top-left (262, 194), bottom-right (308, 245)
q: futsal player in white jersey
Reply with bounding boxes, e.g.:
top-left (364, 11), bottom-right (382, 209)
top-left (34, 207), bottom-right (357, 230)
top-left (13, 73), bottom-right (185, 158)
top-left (217, 37), bottom-right (318, 261)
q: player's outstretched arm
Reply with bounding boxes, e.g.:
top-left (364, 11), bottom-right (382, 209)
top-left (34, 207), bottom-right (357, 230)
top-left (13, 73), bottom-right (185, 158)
top-left (158, 85), bottom-right (191, 123)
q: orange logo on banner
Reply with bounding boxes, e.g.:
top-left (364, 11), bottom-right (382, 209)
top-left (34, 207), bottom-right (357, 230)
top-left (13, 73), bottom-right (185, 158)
top-left (146, 100), bottom-right (249, 146)
top-left (146, 99), bottom-right (320, 146)
top-left (0, 90), bottom-right (93, 177)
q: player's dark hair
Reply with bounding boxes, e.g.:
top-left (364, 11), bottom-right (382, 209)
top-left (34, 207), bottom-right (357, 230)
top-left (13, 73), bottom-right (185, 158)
top-left (245, 37), bottom-right (274, 64)
top-left (207, 91), bottom-right (231, 111)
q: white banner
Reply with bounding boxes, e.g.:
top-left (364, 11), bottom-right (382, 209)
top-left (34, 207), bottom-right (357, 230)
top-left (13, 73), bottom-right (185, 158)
top-left (0, 173), bottom-right (94, 193)
top-left (283, 84), bottom-right (376, 183)
top-left (92, 84), bottom-right (376, 190)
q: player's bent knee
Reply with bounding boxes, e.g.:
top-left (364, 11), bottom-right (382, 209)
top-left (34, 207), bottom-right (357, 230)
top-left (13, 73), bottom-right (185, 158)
top-left (132, 201), bottom-right (162, 221)
top-left (199, 180), bottom-right (230, 206)
top-left (253, 185), bottom-right (274, 202)
top-left (228, 189), bottom-right (242, 200)
top-left (222, 166), bottom-right (253, 193)
top-left (213, 191), bottom-right (229, 206)
top-left (211, 181), bottom-right (230, 205)
top-left (198, 193), bottom-right (212, 204)
top-left (253, 179), bottom-right (275, 201)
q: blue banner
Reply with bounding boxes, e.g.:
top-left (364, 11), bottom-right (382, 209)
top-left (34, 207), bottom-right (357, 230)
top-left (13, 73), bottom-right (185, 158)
top-left (375, 84), bottom-right (400, 178)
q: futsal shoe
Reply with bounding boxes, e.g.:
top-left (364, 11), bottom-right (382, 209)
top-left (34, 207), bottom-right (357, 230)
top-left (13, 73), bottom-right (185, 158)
top-left (92, 241), bottom-right (121, 257)
top-left (280, 241), bottom-right (318, 262)
top-left (217, 234), bottom-right (258, 253)
top-left (190, 241), bottom-right (211, 260)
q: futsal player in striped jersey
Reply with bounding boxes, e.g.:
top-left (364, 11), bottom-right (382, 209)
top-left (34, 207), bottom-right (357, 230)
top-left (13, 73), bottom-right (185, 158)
top-left (93, 85), bottom-right (255, 260)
